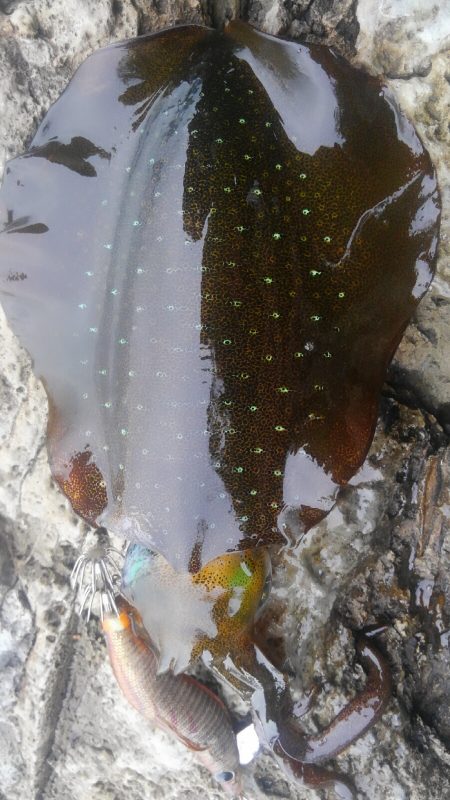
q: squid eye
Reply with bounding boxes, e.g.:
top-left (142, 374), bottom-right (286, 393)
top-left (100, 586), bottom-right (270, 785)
top-left (214, 770), bottom-right (235, 783)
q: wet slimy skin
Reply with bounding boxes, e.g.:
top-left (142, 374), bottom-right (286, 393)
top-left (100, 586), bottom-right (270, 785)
top-left (0, 19), bottom-right (440, 797)
top-left (0, 22), bottom-right (440, 570)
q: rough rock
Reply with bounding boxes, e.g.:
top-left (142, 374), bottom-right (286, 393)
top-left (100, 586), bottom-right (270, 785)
top-left (355, 0), bottom-right (450, 422)
top-left (0, 2), bottom-right (449, 800)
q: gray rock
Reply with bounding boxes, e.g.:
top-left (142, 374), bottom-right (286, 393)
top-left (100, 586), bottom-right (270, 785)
top-left (286, 0), bottom-right (360, 56)
top-left (0, 0), bottom-right (26, 13)
top-left (356, 0), bottom-right (450, 425)
top-left (0, 2), bottom-right (449, 799)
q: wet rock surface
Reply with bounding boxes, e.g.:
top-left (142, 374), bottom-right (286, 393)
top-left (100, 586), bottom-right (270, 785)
top-left (0, 1), bottom-right (449, 799)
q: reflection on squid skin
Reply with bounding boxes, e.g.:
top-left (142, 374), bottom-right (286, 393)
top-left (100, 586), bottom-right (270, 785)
top-left (231, 26), bottom-right (345, 155)
top-left (282, 447), bottom-right (340, 511)
top-left (0, 17), bottom-right (441, 799)
top-left (0, 20), bottom-right (439, 571)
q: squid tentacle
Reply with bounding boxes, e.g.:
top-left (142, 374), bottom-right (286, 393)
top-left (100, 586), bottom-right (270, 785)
top-left (272, 745), bottom-right (357, 800)
top-left (275, 635), bottom-right (391, 765)
top-left (216, 632), bottom-right (390, 797)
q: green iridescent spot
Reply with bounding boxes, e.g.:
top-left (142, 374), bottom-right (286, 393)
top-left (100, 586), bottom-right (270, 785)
top-left (338, 291), bottom-right (345, 298)
top-left (270, 501), bottom-right (279, 509)
top-left (323, 351), bottom-right (332, 358)
top-left (299, 173), bottom-right (307, 179)
top-left (265, 121), bottom-right (272, 127)
top-left (236, 225), bottom-right (245, 233)
top-left (223, 399), bottom-right (233, 406)
top-left (252, 447), bottom-right (263, 454)
top-left (275, 164), bottom-right (282, 171)
top-left (234, 466), bottom-right (244, 473)
top-left (300, 235), bottom-right (307, 242)
top-left (187, 187), bottom-right (194, 193)
top-left (310, 270), bottom-right (321, 277)
top-left (215, 138), bottom-right (224, 144)
top-left (249, 405), bottom-right (258, 412)
top-left (223, 338), bottom-right (232, 345)
top-left (275, 425), bottom-right (286, 432)
top-left (310, 315), bottom-right (321, 322)
top-left (302, 208), bottom-right (311, 216)
top-left (273, 469), bottom-right (282, 476)
top-left (294, 351), bottom-right (304, 358)
top-left (314, 384), bottom-right (324, 391)
top-left (239, 118), bottom-right (246, 124)
top-left (323, 236), bottom-right (332, 243)
top-left (231, 300), bottom-right (242, 307)
top-left (249, 328), bottom-right (258, 335)
top-left (244, 154), bottom-right (252, 160)
top-left (229, 561), bottom-right (252, 589)
top-left (277, 386), bottom-right (290, 393)
top-left (263, 277), bottom-right (273, 284)
top-left (265, 354), bottom-right (273, 362)
top-left (272, 233), bottom-right (282, 240)
top-left (253, 188), bottom-right (262, 196)
top-left (250, 489), bottom-right (258, 496)
top-left (224, 187), bottom-right (232, 193)
top-left (270, 312), bottom-right (280, 319)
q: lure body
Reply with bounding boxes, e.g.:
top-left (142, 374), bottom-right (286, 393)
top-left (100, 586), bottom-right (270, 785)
top-left (103, 601), bottom-right (242, 796)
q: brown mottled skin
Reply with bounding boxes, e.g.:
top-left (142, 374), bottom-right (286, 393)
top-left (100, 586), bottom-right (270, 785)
top-left (0, 20), bottom-right (440, 797)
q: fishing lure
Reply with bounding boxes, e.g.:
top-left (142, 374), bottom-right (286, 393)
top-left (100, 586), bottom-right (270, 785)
top-left (102, 598), bottom-right (244, 797)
